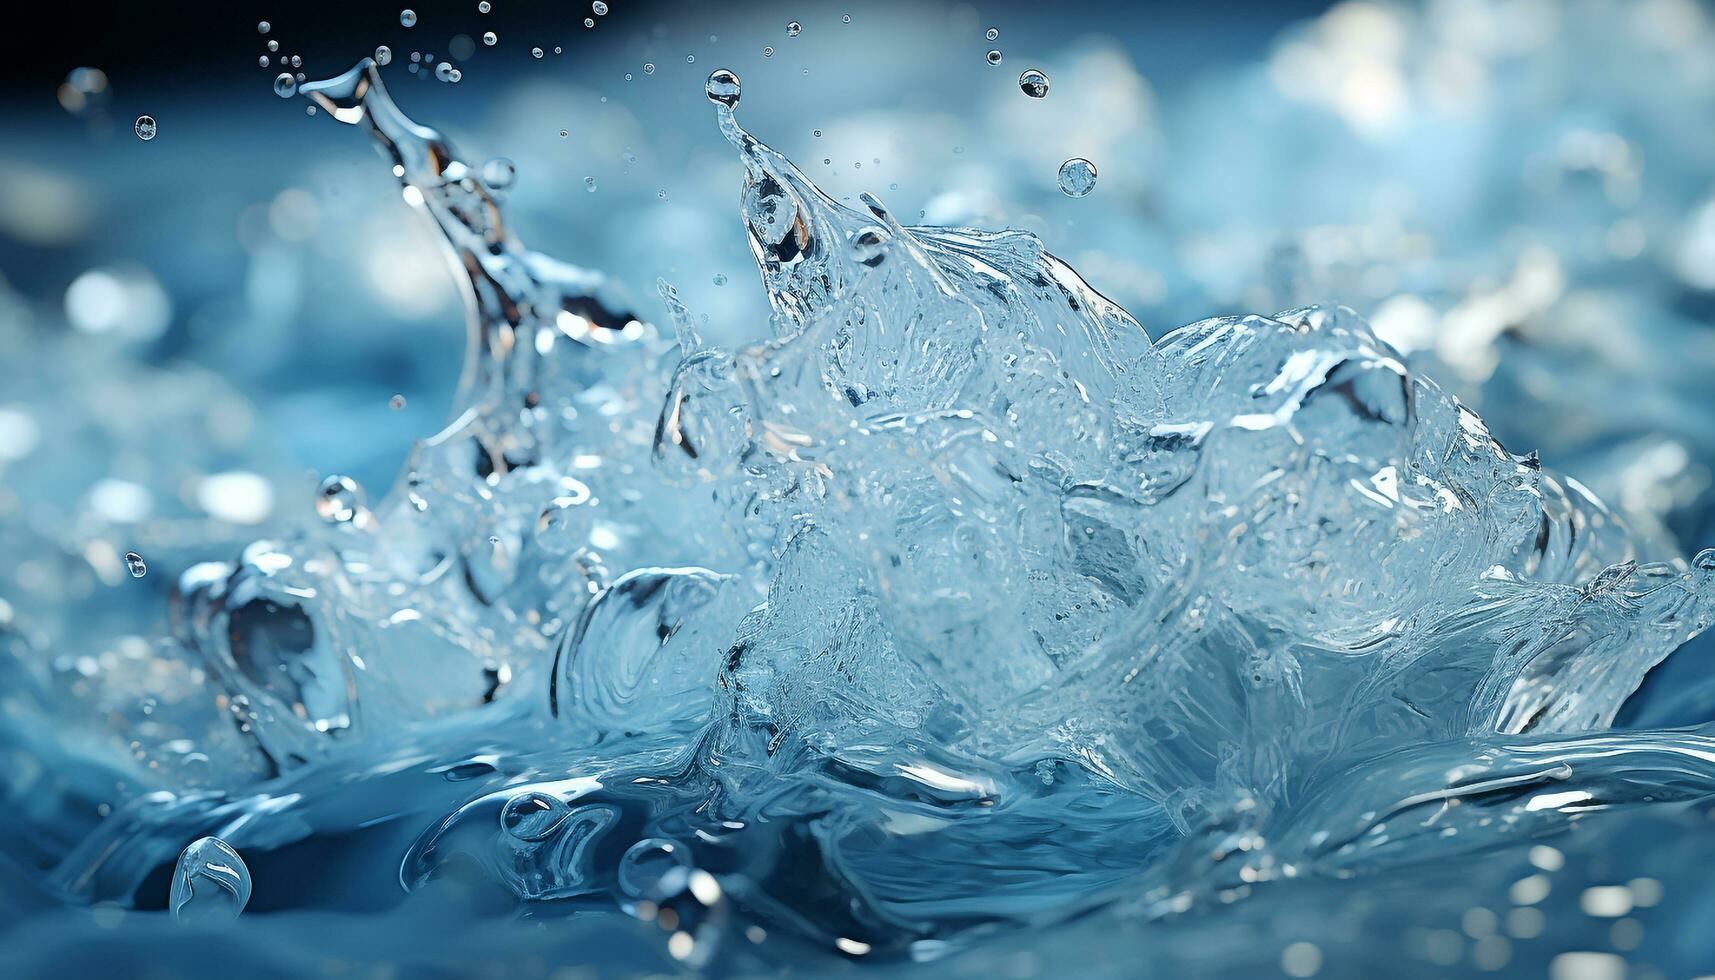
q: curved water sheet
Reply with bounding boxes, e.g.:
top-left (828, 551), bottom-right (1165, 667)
top-left (13, 62), bottom-right (1715, 977)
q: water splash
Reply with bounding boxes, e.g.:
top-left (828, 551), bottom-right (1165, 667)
top-left (12, 53), bottom-right (1715, 979)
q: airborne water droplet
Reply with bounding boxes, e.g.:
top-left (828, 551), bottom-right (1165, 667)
top-left (787, 20), bottom-right (802, 37)
top-left (316, 475), bottom-right (365, 524)
top-left (481, 157), bottom-right (516, 189)
top-left (704, 68), bottom-right (740, 108)
top-left (713, 274), bottom-right (727, 286)
top-left (133, 116), bottom-right (156, 140)
top-left (593, 0), bottom-right (609, 13)
top-left (986, 27), bottom-right (999, 40)
top-left (1019, 68), bottom-right (1049, 98)
top-left (532, 47), bottom-right (543, 59)
top-left (642, 62), bottom-right (655, 74)
top-left (584, 17), bottom-right (594, 28)
top-left (584, 176), bottom-right (597, 192)
top-left (389, 394), bottom-right (406, 410)
top-left (479, 0), bottom-right (491, 11)
top-left (273, 73), bottom-right (297, 98)
top-left (267, 39), bottom-right (278, 52)
top-left (986, 49), bottom-right (1003, 66)
top-left (483, 31), bottom-right (497, 46)
top-left (435, 62), bottom-right (456, 82)
top-left (258, 55), bottom-right (270, 68)
top-left (170, 837), bottom-right (251, 925)
top-left (124, 551), bottom-right (147, 577)
top-left (1057, 157), bottom-right (1098, 198)
top-left (501, 791), bottom-right (571, 840)
top-left (375, 45), bottom-right (392, 65)
top-left (258, 21), bottom-right (271, 34)
top-left (400, 9), bottom-right (417, 27)
top-left (762, 45), bottom-right (773, 58)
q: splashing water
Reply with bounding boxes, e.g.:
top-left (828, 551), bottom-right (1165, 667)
top-left (11, 56), bottom-right (1715, 978)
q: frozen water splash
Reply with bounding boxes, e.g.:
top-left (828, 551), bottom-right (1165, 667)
top-left (19, 59), bottom-right (1715, 974)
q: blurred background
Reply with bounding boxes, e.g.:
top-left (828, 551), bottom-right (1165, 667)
top-left (3, 0), bottom-right (1715, 713)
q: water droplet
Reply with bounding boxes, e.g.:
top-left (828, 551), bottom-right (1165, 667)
top-left (559, 129), bottom-right (569, 138)
top-left (686, 54), bottom-right (695, 64)
top-left (124, 551), bottom-right (147, 577)
top-left (617, 838), bottom-right (692, 900)
top-left (787, 21), bottom-right (802, 37)
top-left (400, 9), bottom-right (417, 27)
top-left (435, 61), bottom-right (456, 82)
top-left (290, 55), bottom-right (302, 68)
top-left (273, 73), bottom-right (297, 98)
top-left (986, 27), bottom-right (999, 41)
top-left (170, 837), bottom-right (251, 925)
top-left (986, 49), bottom-right (1003, 66)
top-left (593, 0), bottom-right (609, 13)
top-left (481, 157), bottom-right (516, 190)
top-left (762, 45), bottom-right (773, 58)
top-left (501, 791), bottom-right (571, 840)
top-left (375, 45), bottom-right (393, 66)
top-left (483, 31), bottom-right (497, 46)
top-left (584, 176), bottom-right (597, 192)
top-left (849, 226), bottom-right (889, 266)
top-left (657, 189), bottom-right (668, 200)
top-left (389, 394), bottom-right (406, 410)
top-left (259, 55), bottom-right (270, 68)
top-left (842, 14), bottom-right (852, 24)
top-left (643, 62), bottom-right (655, 74)
top-left (1018, 68), bottom-right (1049, 98)
top-left (267, 39), bottom-right (278, 52)
top-left (713, 274), bottom-right (728, 286)
top-left (584, 17), bottom-right (594, 27)
top-left (554, 46), bottom-right (562, 54)
top-left (704, 68), bottom-right (740, 108)
top-left (132, 115), bottom-right (157, 141)
top-left (316, 475), bottom-right (365, 524)
top-left (1057, 157), bottom-right (1098, 198)
top-left (624, 72), bottom-right (633, 81)
top-left (478, 0), bottom-right (491, 11)
top-left (258, 21), bottom-right (271, 34)
top-left (532, 47), bottom-right (543, 58)
top-left (813, 129), bottom-right (822, 137)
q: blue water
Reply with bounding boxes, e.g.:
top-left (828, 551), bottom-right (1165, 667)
top-left (7, 3), bottom-right (1715, 978)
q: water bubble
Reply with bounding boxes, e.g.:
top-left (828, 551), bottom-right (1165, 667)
top-left (481, 157), bottom-right (516, 189)
top-left (290, 55), bottom-right (302, 68)
top-left (617, 838), bottom-right (692, 900)
top-left (986, 27), bottom-right (999, 40)
top-left (686, 54), bottom-right (695, 64)
top-left (1018, 68), bottom-right (1049, 98)
top-left (501, 791), bottom-right (571, 840)
top-left (657, 189), bottom-right (668, 200)
top-left (593, 0), bottom-right (609, 13)
top-left (813, 129), bottom-right (822, 137)
top-left (584, 176), bottom-right (597, 192)
top-left (258, 21), bottom-right (271, 34)
top-left (532, 47), bottom-right (543, 58)
top-left (258, 55), bottom-right (270, 68)
top-left (849, 226), bottom-right (889, 266)
top-left (133, 115), bottom-right (157, 141)
top-left (559, 129), bottom-right (569, 138)
top-left (170, 837), bottom-right (251, 925)
top-left (643, 62), bottom-right (655, 74)
top-left (842, 14), bottom-right (852, 23)
top-left (584, 17), bottom-right (594, 27)
top-left (713, 274), bottom-right (727, 286)
top-left (762, 46), bottom-right (773, 58)
top-left (554, 46), bottom-right (562, 54)
top-left (704, 68), bottom-right (740, 108)
top-left (316, 474), bottom-right (365, 524)
top-left (1057, 157), bottom-right (1098, 197)
top-left (435, 62), bottom-right (456, 82)
top-left (124, 551), bottom-right (147, 577)
top-left (478, 0), bottom-right (491, 11)
top-left (375, 45), bottom-right (393, 66)
top-left (400, 9), bottom-right (417, 27)
top-left (986, 49), bottom-right (1003, 65)
top-left (483, 31), bottom-right (497, 46)
top-left (267, 39), bottom-right (278, 52)
top-left (787, 21), bottom-right (802, 37)
top-left (389, 394), bottom-right (406, 410)
top-left (273, 73), bottom-right (297, 98)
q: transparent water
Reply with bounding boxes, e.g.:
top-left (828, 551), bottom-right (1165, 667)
top-left (8, 10), bottom-right (1715, 977)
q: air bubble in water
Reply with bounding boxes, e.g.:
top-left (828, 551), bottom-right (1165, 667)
top-left (435, 62), bottom-right (455, 82)
top-left (713, 274), bottom-right (727, 286)
top-left (258, 21), bottom-right (271, 34)
top-left (483, 31), bottom-right (497, 46)
top-left (481, 157), bottom-right (516, 189)
top-left (389, 394), bottom-right (406, 410)
top-left (643, 62), bottom-right (655, 74)
top-left (478, 0), bottom-right (491, 11)
top-left (316, 475), bottom-right (365, 524)
top-left (274, 73), bottom-right (297, 98)
top-left (124, 551), bottom-right (147, 577)
top-left (1019, 68), bottom-right (1049, 98)
top-left (1057, 157), bottom-right (1097, 197)
top-left (842, 14), bottom-right (852, 23)
top-left (849, 226), bottom-right (889, 266)
top-left (133, 115), bottom-right (157, 141)
top-left (762, 45), bottom-right (773, 57)
top-left (584, 17), bottom-right (594, 27)
top-left (584, 176), bottom-right (597, 192)
top-left (704, 68), bottom-right (740, 107)
top-left (290, 55), bottom-right (302, 68)
top-left (170, 837), bottom-right (251, 926)
top-left (986, 49), bottom-right (1003, 65)
top-left (501, 791), bottom-right (571, 840)
top-left (268, 39), bottom-right (278, 52)
top-left (986, 27), bottom-right (999, 40)
top-left (617, 838), bottom-right (692, 900)
top-left (400, 9), bottom-right (417, 27)
top-left (686, 54), bottom-right (695, 64)
top-left (258, 55), bottom-right (270, 68)
top-left (593, 0), bottom-right (609, 13)
top-left (787, 20), bottom-right (802, 37)
top-left (375, 45), bottom-right (392, 65)
top-left (559, 129), bottom-right (569, 138)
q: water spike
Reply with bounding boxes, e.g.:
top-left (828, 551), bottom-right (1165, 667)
top-left (656, 277), bottom-right (704, 355)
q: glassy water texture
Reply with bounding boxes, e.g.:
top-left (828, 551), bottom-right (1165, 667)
top-left (8, 12), bottom-right (1715, 980)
